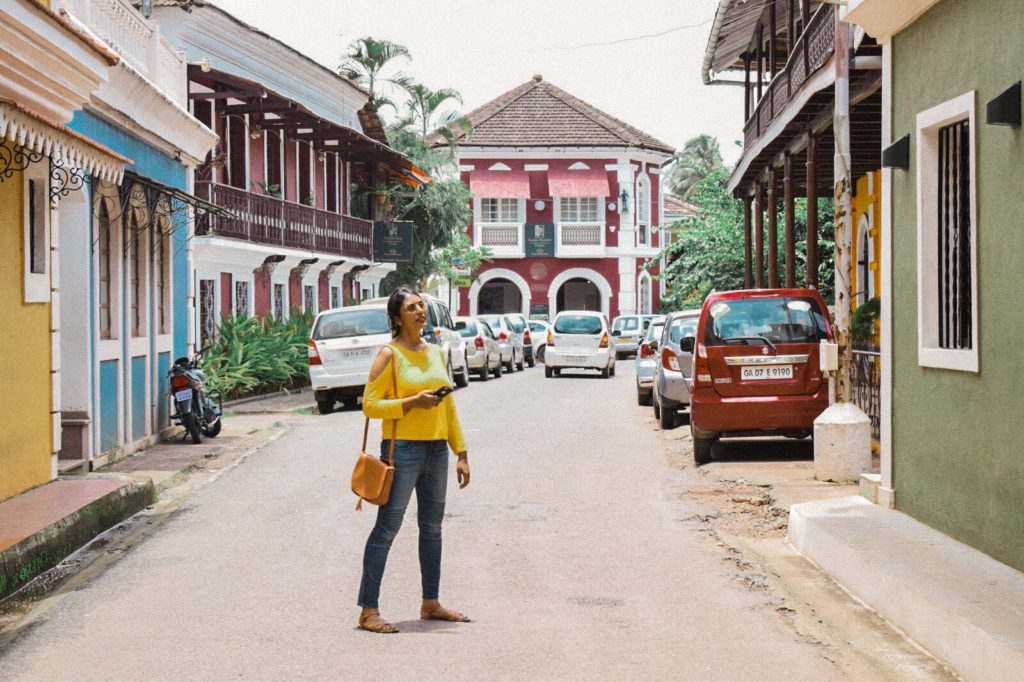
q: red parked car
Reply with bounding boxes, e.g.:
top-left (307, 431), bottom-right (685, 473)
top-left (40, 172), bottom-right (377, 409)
top-left (684, 288), bottom-right (835, 464)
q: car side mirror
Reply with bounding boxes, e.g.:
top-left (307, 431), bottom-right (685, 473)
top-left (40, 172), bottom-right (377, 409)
top-left (679, 336), bottom-right (695, 353)
top-left (611, 329), bottom-right (621, 336)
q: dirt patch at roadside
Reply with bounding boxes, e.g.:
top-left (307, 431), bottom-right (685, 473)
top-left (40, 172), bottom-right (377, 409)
top-left (680, 480), bottom-right (789, 539)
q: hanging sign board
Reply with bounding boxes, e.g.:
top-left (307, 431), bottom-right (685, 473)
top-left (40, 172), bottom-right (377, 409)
top-left (524, 222), bottom-right (555, 258)
top-left (373, 221), bottom-right (414, 262)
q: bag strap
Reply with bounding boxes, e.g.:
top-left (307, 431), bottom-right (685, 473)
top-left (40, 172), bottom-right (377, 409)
top-left (361, 346), bottom-right (399, 465)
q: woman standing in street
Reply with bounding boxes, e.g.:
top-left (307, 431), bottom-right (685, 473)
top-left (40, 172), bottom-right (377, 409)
top-left (357, 287), bottom-right (471, 634)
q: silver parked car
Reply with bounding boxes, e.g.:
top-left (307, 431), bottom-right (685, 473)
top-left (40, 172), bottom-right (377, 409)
top-left (478, 314), bottom-right (524, 372)
top-left (652, 309), bottom-right (701, 429)
top-left (505, 313), bottom-right (536, 367)
top-left (544, 310), bottom-right (616, 378)
top-left (454, 316), bottom-right (502, 380)
top-left (528, 319), bottom-right (552, 364)
top-left (634, 316), bottom-right (666, 406)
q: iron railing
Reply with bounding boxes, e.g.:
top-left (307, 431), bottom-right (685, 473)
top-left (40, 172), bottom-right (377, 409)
top-left (194, 181), bottom-right (372, 260)
top-left (851, 347), bottom-right (881, 441)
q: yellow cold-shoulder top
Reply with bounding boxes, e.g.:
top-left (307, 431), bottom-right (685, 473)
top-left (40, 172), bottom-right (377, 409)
top-left (361, 343), bottom-right (467, 454)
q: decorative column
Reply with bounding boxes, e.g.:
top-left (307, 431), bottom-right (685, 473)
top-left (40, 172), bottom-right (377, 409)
top-left (754, 182), bottom-right (764, 288)
top-left (743, 196), bottom-right (753, 289)
top-left (784, 153), bottom-right (796, 287)
top-left (767, 167), bottom-right (779, 288)
top-left (805, 133), bottom-right (819, 289)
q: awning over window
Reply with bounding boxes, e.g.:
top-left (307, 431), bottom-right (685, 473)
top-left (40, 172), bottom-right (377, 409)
top-left (0, 99), bottom-right (129, 183)
top-left (547, 168), bottom-right (611, 198)
top-left (468, 170), bottom-right (530, 199)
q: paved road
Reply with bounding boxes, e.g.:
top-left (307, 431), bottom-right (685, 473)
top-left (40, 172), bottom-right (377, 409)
top-left (0, 361), bottom-right (845, 679)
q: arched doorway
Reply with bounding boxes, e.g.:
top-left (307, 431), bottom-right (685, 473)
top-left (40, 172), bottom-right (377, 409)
top-left (556, 277), bottom-right (600, 312)
top-left (478, 277), bottom-right (523, 314)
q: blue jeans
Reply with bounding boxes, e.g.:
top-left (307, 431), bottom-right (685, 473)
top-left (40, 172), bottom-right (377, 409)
top-left (358, 439), bottom-right (449, 609)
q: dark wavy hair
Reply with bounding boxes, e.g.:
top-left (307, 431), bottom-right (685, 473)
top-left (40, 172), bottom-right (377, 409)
top-left (386, 286), bottom-right (421, 337)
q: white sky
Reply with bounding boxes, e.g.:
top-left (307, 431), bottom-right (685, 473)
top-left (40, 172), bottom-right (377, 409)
top-left (208, 0), bottom-right (745, 166)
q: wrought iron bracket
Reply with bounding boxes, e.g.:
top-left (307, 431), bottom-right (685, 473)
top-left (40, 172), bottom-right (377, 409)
top-left (50, 159), bottom-right (92, 205)
top-left (0, 142), bottom-right (44, 183)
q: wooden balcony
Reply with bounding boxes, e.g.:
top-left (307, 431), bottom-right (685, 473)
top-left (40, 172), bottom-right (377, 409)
top-left (194, 181), bottom-right (372, 260)
top-left (743, 6), bottom-right (835, 150)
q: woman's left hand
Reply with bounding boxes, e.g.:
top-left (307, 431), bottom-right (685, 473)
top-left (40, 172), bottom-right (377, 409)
top-left (456, 456), bottom-right (470, 488)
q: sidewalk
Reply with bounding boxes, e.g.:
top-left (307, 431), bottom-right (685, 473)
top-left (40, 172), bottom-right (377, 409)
top-left (696, 440), bottom-right (1024, 681)
top-left (0, 390), bottom-right (315, 602)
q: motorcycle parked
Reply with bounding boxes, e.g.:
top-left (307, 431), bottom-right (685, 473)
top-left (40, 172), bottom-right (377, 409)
top-left (168, 345), bottom-right (222, 444)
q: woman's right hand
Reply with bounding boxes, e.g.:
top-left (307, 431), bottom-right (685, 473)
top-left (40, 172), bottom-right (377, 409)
top-left (402, 390), bottom-right (443, 412)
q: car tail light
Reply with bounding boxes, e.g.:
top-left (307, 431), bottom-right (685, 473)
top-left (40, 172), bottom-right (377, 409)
top-left (308, 339), bottom-right (322, 366)
top-left (523, 329), bottom-right (532, 343)
top-left (547, 331), bottom-right (554, 346)
top-left (475, 336), bottom-right (484, 349)
top-left (171, 375), bottom-right (191, 390)
top-left (639, 343), bottom-right (655, 359)
top-left (692, 342), bottom-right (712, 387)
top-left (661, 347), bottom-right (679, 372)
top-left (499, 331), bottom-right (508, 341)
top-left (599, 332), bottom-right (609, 349)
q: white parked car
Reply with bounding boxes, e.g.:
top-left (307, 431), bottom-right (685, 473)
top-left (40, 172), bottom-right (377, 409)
top-left (477, 314), bottom-right (525, 373)
top-left (454, 316), bottom-right (502, 380)
top-left (528, 319), bottom-right (552, 363)
top-left (544, 311), bottom-right (616, 378)
top-left (307, 304), bottom-right (391, 414)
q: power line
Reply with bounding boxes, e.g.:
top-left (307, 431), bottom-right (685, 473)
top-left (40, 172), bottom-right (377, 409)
top-left (552, 18), bottom-right (714, 50)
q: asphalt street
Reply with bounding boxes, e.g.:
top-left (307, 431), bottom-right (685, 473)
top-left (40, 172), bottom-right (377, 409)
top-left (0, 361), bottom-right (856, 679)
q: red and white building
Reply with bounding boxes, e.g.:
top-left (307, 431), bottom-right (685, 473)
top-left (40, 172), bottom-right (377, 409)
top-left (436, 76), bottom-right (674, 319)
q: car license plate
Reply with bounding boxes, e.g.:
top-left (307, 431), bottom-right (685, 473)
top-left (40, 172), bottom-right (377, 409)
top-left (620, 336), bottom-right (632, 343)
top-left (174, 388), bottom-right (192, 401)
top-left (741, 365), bottom-right (793, 380)
top-left (566, 355), bottom-right (587, 363)
top-left (341, 348), bottom-right (372, 360)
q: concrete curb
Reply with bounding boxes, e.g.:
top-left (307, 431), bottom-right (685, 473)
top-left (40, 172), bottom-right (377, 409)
top-left (0, 477), bottom-right (155, 599)
top-left (789, 496), bottom-right (1024, 681)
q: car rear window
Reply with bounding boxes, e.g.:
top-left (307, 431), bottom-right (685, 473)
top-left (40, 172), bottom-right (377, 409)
top-left (313, 308), bottom-right (389, 339)
top-left (478, 315), bottom-right (502, 330)
top-left (457, 320), bottom-right (478, 337)
top-left (667, 316), bottom-right (699, 344)
top-left (555, 315), bottom-right (604, 335)
top-left (646, 323), bottom-right (665, 342)
top-left (703, 297), bottom-right (829, 346)
top-left (614, 317), bottom-right (640, 331)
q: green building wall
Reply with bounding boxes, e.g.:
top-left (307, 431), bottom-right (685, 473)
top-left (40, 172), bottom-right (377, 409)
top-left (890, 0), bottom-right (1024, 571)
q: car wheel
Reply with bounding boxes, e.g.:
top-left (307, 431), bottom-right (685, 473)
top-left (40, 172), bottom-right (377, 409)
top-left (601, 366), bottom-right (609, 378)
top-left (516, 350), bottom-right (524, 371)
top-left (494, 359), bottom-right (503, 378)
top-left (526, 348), bottom-right (535, 368)
top-left (455, 352), bottom-right (469, 387)
top-left (691, 422), bottom-right (716, 464)
top-left (554, 368), bottom-right (561, 376)
top-left (659, 405), bottom-right (675, 429)
top-left (478, 363), bottom-right (489, 381)
top-left (316, 397), bottom-right (334, 415)
top-left (610, 362), bottom-right (616, 377)
top-left (652, 391), bottom-right (661, 419)
top-left (537, 346), bottom-right (545, 364)
top-left (637, 389), bottom-right (651, 407)
top-left (505, 356), bottom-right (514, 373)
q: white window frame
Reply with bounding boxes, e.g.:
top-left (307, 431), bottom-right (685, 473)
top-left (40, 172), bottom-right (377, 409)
top-left (916, 91), bottom-right (978, 372)
top-left (479, 197), bottom-right (521, 223)
top-left (635, 173), bottom-right (651, 246)
top-left (23, 163), bottom-right (50, 303)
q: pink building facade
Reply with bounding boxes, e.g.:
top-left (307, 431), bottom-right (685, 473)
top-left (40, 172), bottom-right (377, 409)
top-left (440, 77), bottom-right (674, 320)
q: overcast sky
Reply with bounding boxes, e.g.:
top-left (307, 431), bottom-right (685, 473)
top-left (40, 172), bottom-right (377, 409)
top-left (208, 0), bottom-right (745, 166)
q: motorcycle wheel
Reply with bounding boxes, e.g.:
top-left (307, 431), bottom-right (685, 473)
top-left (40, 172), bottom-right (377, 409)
top-left (182, 411), bottom-right (202, 444)
top-left (202, 418), bottom-right (222, 438)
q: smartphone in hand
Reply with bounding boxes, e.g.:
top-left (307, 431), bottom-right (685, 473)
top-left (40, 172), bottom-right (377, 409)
top-left (433, 385), bottom-right (453, 398)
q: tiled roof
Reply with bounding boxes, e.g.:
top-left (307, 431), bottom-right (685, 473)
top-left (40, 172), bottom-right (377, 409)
top-left (663, 193), bottom-right (699, 218)
top-left (431, 76), bottom-right (673, 154)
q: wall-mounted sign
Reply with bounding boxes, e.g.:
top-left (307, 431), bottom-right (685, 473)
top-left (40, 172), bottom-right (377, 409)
top-left (524, 222), bottom-right (555, 258)
top-left (453, 276), bottom-right (473, 288)
top-left (373, 221), bottom-right (414, 263)
top-left (530, 303), bottom-right (549, 319)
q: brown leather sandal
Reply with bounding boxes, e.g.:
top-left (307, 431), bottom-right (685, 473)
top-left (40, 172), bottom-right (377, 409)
top-left (358, 610), bottom-right (399, 634)
top-left (420, 604), bottom-right (471, 622)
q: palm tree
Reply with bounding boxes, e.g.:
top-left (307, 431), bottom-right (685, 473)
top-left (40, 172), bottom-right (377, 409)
top-left (338, 37), bottom-right (411, 112)
top-left (400, 83), bottom-right (472, 142)
top-left (666, 135), bottom-right (725, 201)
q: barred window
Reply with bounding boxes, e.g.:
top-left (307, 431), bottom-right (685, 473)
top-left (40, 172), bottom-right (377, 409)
top-left (480, 198), bottom-right (519, 222)
top-left (559, 197), bottom-right (599, 222)
top-left (304, 284), bottom-right (315, 313)
top-left (98, 204), bottom-right (112, 339)
top-left (273, 283), bottom-right (285, 320)
top-left (235, 280), bottom-right (249, 316)
top-left (936, 120), bottom-right (971, 350)
top-left (199, 278), bottom-right (217, 346)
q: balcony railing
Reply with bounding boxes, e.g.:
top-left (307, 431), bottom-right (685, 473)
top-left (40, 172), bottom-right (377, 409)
top-left (478, 221), bottom-right (524, 257)
top-left (744, 5), bottom-right (835, 150)
top-left (195, 181), bottom-right (372, 260)
top-left (851, 347), bottom-right (881, 441)
top-left (557, 221), bottom-right (604, 257)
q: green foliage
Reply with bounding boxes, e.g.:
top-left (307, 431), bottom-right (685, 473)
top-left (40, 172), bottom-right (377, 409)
top-left (852, 296), bottom-right (881, 345)
top-left (202, 307), bottom-right (314, 400)
top-left (665, 135), bottom-right (725, 201)
top-left (655, 162), bottom-right (836, 312)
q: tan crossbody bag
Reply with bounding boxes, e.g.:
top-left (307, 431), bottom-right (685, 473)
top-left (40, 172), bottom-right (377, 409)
top-left (351, 350), bottom-right (398, 510)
